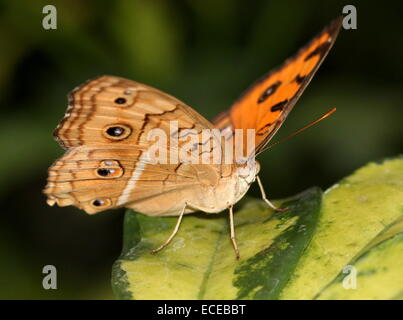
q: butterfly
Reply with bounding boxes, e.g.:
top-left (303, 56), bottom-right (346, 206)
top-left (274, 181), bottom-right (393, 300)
top-left (44, 18), bottom-right (342, 259)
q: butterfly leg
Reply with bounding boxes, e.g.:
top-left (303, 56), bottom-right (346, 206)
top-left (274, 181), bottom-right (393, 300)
top-left (228, 205), bottom-right (240, 260)
top-left (150, 204), bottom-right (186, 255)
top-left (256, 176), bottom-right (288, 212)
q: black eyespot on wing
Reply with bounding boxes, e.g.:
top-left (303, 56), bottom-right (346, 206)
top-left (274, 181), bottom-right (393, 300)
top-left (106, 126), bottom-right (124, 137)
top-left (103, 124), bottom-right (132, 140)
top-left (91, 198), bottom-right (112, 208)
top-left (97, 169), bottom-right (111, 177)
top-left (271, 100), bottom-right (288, 112)
top-left (95, 160), bottom-right (123, 178)
top-left (258, 81), bottom-right (282, 103)
top-left (114, 97), bottom-right (127, 104)
top-left (92, 199), bottom-right (104, 207)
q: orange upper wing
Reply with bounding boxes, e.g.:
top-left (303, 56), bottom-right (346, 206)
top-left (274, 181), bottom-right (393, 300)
top-left (213, 18), bottom-right (342, 156)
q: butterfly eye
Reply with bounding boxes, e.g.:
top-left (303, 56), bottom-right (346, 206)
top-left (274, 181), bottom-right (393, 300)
top-left (114, 97), bottom-right (127, 104)
top-left (91, 198), bottom-right (111, 208)
top-left (95, 160), bottom-right (124, 178)
top-left (103, 124), bottom-right (132, 140)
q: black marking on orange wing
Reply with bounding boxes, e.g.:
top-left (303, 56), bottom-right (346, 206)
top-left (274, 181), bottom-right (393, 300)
top-left (256, 122), bottom-right (274, 136)
top-left (210, 17), bottom-right (342, 155)
top-left (271, 100), bottom-right (288, 112)
top-left (304, 41), bottom-right (332, 61)
top-left (258, 81), bottom-right (282, 103)
top-left (294, 74), bottom-right (306, 84)
top-left (227, 18), bottom-right (342, 114)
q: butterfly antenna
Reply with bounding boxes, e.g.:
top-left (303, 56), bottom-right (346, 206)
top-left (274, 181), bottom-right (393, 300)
top-left (265, 107), bottom-right (336, 150)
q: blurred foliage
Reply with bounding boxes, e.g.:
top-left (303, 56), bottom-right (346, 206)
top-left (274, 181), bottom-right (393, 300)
top-left (0, 0), bottom-right (401, 299)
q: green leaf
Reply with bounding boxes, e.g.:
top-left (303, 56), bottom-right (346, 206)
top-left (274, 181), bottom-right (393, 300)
top-left (112, 157), bottom-right (403, 300)
top-left (280, 156), bottom-right (403, 299)
top-left (315, 217), bottom-right (403, 300)
top-left (112, 188), bottom-right (322, 299)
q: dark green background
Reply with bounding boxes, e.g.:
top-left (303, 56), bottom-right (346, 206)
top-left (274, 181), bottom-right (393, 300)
top-left (0, 0), bottom-right (401, 299)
